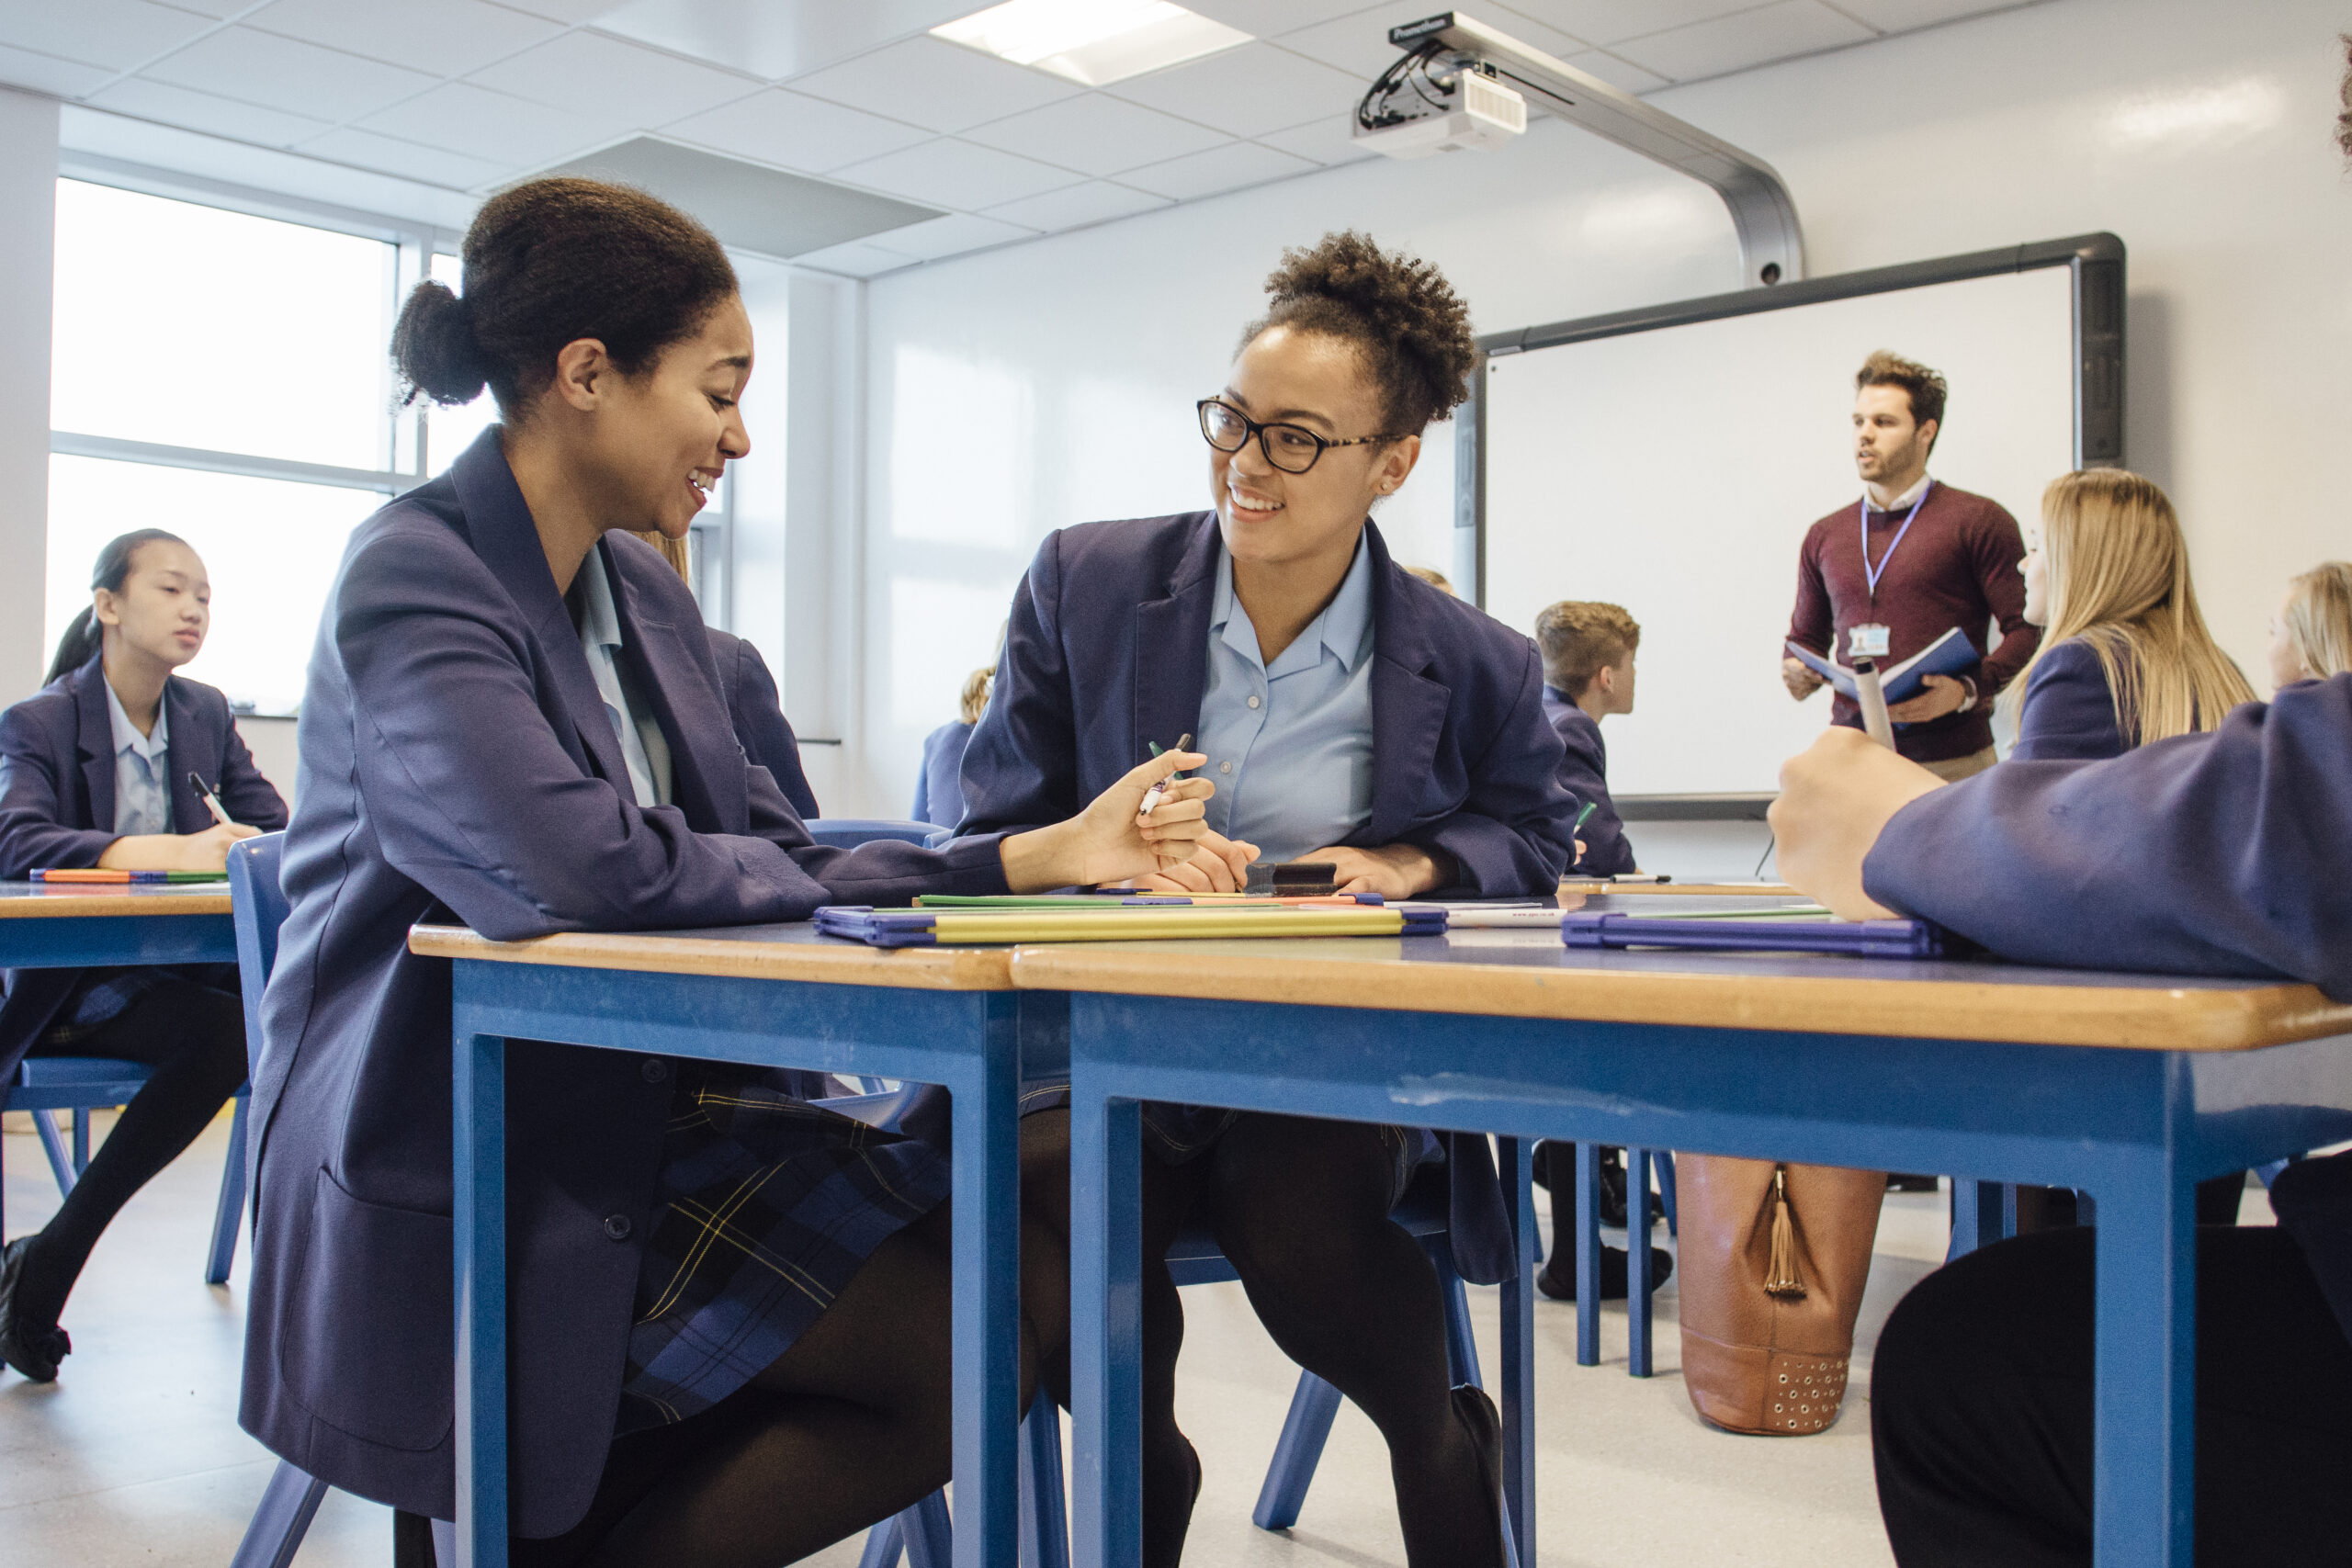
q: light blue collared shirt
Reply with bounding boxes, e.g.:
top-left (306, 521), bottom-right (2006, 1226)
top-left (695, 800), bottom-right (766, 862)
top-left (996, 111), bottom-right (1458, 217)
top-left (1194, 536), bottom-right (1377, 863)
top-left (103, 678), bottom-right (173, 838)
top-left (574, 546), bottom-right (673, 810)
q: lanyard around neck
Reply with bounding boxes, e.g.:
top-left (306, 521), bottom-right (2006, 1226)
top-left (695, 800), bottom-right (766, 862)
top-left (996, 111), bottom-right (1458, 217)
top-left (1860, 480), bottom-right (1932, 603)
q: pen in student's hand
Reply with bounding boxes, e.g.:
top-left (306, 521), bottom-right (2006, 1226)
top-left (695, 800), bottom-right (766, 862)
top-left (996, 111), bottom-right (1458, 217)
top-left (188, 772), bottom-right (233, 828)
top-left (1138, 733), bottom-right (1194, 818)
top-left (1572, 801), bottom-right (1598, 833)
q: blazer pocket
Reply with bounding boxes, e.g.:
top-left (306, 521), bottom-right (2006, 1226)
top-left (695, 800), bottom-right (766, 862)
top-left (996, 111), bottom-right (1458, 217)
top-left (278, 1165), bottom-right (455, 1452)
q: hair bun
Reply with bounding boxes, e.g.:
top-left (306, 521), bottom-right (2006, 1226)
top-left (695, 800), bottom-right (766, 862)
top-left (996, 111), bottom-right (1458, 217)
top-left (1253, 231), bottom-right (1476, 433)
top-left (391, 278), bottom-right (489, 407)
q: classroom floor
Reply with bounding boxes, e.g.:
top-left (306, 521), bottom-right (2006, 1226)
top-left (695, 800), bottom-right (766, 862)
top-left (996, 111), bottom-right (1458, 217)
top-left (1, 1114), bottom-right (2267, 1566)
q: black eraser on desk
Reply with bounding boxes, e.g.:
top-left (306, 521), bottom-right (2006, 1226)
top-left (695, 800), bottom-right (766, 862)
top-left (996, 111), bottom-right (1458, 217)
top-left (1246, 861), bottom-right (1338, 895)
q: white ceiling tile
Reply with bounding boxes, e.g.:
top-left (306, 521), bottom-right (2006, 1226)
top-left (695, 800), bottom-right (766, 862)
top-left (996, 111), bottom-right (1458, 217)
top-left (1560, 47), bottom-right (1668, 94)
top-left (865, 210), bottom-right (1036, 260)
top-left (1118, 138), bottom-right (1315, 200)
top-left (148, 0), bottom-right (239, 13)
top-left (1498, 0), bottom-right (1758, 48)
top-left (789, 36), bottom-right (1080, 134)
top-left (141, 27), bottom-right (441, 121)
top-left (981, 178), bottom-right (1170, 231)
top-left (1251, 115), bottom-right (1374, 165)
top-left (1108, 39), bottom-right (1364, 140)
top-left (86, 76), bottom-right (332, 146)
top-left (1274, 2), bottom-right (1590, 80)
top-left (963, 94), bottom-right (1228, 178)
top-left (0, 42), bottom-right (115, 97)
top-left (299, 125), bottom-right (515, 187)
top-left (468, 29), bottom-right (762, 125)
top-left (833, 136), bottom-right (1080, 209)
top-left (665, 87), bottom-right (933, 173)
top-left (244, 0), bottom-right (563, 78)
top-left (484, 0), bottom-right (633, 21)
top-left (360, 80), bottom-right (620, 166)
top-left (1180, 0), bottom-right (1383, 34)
top-left (593, 0), bottom-right (978, 84)
top-left (1613, 0), bottom-right (1871, 82)
top-left (1823, 0), bottom-right (2028, 30)
top-left (0, 0), bottom-right (215, 72)
top-left (790, 238), bottom-right (921, 277)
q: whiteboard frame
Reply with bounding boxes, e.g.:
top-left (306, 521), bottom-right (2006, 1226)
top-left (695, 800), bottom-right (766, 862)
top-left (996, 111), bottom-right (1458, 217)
top-left (1454, 231), bottom-right (2125, 818)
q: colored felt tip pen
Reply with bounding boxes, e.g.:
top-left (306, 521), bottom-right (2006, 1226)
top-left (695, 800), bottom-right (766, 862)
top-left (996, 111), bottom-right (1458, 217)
top-left (1573, 801), bottom-right (1599, 832)
top-left (1137, 733), bottom-right (1194, 817)
top-left (189, 772), bottom-right (232, 828)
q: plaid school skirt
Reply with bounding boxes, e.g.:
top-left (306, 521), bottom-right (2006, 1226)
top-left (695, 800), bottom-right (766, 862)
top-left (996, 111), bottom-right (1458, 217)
top-left (617, 1065), bottom-right (950, 1432)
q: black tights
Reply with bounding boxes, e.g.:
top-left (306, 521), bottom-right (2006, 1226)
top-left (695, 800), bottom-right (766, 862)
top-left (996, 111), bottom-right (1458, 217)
top-left (512, 1199), bottom-right (1063, 1568)
top-left (14, 979), bottom-right (248, 1328)
top-left (1023, 1110), bottom-right (1499, 1568)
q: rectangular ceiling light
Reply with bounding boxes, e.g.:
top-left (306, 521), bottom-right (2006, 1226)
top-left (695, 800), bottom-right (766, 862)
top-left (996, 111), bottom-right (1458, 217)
top-left (933, 0), bottom-right (1250, 87)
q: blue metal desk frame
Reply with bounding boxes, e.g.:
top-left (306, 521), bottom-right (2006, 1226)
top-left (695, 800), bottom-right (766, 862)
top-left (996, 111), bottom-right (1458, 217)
top-left (0, 886), bottom-right (236, 969)
top-left (1054, 947), bottom-right (2352, 1568)
top-left (445, 946), bottom-right (1060, 1568)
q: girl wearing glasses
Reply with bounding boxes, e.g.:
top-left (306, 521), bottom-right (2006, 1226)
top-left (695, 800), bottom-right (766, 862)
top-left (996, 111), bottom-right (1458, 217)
top-left (961, 231), bottom-right (1576, 1567)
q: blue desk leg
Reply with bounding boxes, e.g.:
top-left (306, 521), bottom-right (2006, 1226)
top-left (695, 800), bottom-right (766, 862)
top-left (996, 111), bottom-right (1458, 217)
top-left (2092, 1156), bottom-right (2195, 1567)
top-left (1496, 1136), bottom-right (1536, 1568)
top-left (454, 1031), bottom-right (508, 1568)
top-left (1628, 1149), bottom-right (1654, 1380)
top-left (1070, 1089), bottom-right (1142, 1568)
top-left (1574, 1143), bottom-right (1601, 1367)
top-left (950, 1000), bottom-right (1022, 1568)
top-left (1947, 1179), bottom-right (2015, 1263)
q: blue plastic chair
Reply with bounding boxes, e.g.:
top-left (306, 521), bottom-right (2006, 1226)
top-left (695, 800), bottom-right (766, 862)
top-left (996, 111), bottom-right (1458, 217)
top-left (863, 1171), bottom-right (1521, 1568)
top-left (808, 818), bottom-right (956, 850)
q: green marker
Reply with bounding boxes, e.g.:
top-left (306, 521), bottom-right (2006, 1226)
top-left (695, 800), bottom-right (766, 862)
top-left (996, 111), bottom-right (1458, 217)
top-left (1573, 801), bottom-right (1599, 832)
top-left (1139, 733), bottom-right (1194, 816)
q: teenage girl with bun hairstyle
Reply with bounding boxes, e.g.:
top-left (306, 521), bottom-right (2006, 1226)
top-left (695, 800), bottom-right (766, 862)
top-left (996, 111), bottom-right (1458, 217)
top-left (243, 177), bottom-right (1220, 1566)
top-left (961, 232), bottom-right (1575, 1566)
top-left (0, 531), bottom-right (287, 1382)
top-left (2269, 559), bottom-right (2352, 686)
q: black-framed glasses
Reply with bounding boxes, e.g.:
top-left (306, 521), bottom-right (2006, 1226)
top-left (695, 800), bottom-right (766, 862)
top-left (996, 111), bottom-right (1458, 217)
top-left (1197, 398), bottom-right (1404, 475)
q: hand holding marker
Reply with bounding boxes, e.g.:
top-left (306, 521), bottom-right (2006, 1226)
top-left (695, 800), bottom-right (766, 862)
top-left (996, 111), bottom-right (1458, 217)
top-left (1138, 733), bottom-right (1193, 818)
top-left (189, 772), bottom-right (233, 827)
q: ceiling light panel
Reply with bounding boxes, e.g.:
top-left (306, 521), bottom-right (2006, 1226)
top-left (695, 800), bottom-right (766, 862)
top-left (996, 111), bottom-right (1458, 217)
top-left (932, 0), bottom-right (1251, 87)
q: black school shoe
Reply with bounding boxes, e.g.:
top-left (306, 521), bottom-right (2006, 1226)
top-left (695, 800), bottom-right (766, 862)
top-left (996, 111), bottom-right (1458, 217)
top-left (1534, 1243), bottom-right (1674, 1302)
top-left (0, 1237), bottom-right (72, 1382)
top-left (1532, 1141), bottom-right (1632, 1228)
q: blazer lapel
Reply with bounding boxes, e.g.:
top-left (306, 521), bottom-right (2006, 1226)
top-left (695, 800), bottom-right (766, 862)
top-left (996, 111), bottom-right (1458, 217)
top-left (605, 541), bottom-right (747, 833)
top-left (161, 678), bottom-right (221, 834)
top-left (1362, 524), bottom-right (1453, 844)
top-left (1130, 515), bottom-right (1221, 769)
top-left (447, 430), bottom-right (632, 795)
top-left (73, 660), bottom-right (116, 832)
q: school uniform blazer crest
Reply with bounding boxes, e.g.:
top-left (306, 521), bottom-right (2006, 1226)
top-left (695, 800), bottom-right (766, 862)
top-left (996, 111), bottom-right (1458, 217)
top-left (959, 511), bottom-right (1577, 1281)
top-left (240, 431), bottom-right (1008, 1535)
top-left (0, 654), bottom-right (287, 1084)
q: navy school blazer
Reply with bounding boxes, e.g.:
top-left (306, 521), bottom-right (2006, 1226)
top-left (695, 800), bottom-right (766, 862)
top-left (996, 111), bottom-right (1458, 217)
top-left (241, 431), bottom-right (1011, 1535)
top-left (959, 512), bottom-right (1577, 1283)
top-left (1541, 691), bottom-right (1635, 876)
top-left (2008, 637), bottom-right (2132, 761)
top-left (707, 626), bottom-right (820, 818)
top-left (0, 654), bottom-right (288, 1084)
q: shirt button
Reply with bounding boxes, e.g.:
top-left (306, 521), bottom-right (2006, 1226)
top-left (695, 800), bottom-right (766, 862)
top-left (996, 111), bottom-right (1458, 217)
top-left (1248, 695), bottom-right (1261, 709)
top-left (640, 1058), bottom-right (668, 1083)
top-left (1219, 761), bottom-right (1232, 774)
top-left (604, 1214), bottom-right (632, 1240)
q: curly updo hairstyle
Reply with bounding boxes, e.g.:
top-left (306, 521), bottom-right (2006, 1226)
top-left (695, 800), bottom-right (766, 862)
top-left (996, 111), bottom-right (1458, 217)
top-left (1242, 231), bottom-right (1477, 434)
top-left (391, 176), bottom-right (738, 421)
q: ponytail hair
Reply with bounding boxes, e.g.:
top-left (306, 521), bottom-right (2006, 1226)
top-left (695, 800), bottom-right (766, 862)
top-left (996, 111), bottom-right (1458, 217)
top-left (47, 529), bottom-right (187, 687)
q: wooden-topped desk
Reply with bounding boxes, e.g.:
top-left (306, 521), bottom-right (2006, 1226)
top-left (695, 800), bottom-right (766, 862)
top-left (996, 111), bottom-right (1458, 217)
top-left (0, 880), bottom-right (236, 968)
top-left (1020, 927), bottom-right (2352, 1568)
top-left (408, 922), bottom-right (1040, 1568)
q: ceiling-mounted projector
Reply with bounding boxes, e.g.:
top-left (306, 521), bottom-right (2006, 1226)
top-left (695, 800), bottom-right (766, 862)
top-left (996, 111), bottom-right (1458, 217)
top-left (1351, 59), bottom-right (1526, 157)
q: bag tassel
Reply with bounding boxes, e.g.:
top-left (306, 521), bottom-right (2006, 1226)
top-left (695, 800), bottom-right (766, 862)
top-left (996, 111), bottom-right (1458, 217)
top-left (1765, 1164), bottom-right (1806, 1298)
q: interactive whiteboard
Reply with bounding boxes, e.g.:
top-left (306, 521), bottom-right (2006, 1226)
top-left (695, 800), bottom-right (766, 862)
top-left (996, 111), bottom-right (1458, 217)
top-left (1467, 236), bottom-right (2122, 802)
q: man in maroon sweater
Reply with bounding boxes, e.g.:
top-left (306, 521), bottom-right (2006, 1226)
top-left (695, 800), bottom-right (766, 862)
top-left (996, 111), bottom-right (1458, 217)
top-left (1781, 351), bottom-right (2040, 779)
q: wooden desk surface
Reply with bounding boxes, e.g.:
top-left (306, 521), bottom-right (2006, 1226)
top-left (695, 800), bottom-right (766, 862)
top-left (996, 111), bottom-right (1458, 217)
top-left (0, 881), bottom-right (232, 919)
top-left (1009, 928), bottom-right (2352, 1053)
top-left (1559, 881), bottom-right (1795, 898)
top-left (410, 921), bottom-right (1016, 991)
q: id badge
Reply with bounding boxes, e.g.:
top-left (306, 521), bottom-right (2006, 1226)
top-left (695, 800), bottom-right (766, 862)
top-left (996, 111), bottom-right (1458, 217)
top-left (1849, 623), bottom-right (1892, 660)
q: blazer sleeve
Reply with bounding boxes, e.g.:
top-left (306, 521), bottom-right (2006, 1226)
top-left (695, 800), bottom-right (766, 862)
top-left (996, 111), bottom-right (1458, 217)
top-left (1553, 713), bottom-right (1636, 875)
top-left (727, 637), bottom-right (821, 819)
top-left (2008, 640), bottom-right (2127, 762)
top-left (1862, 673), bottom-right (2352, 999)
top-left (218, 716), bottom-right (290, 831)
top-left (0, 701), bottom-right (116, 877)
top-left (1401, 639), bottom-right (1577, 895)
top-left (958, 532), bottom-right (1081, 838)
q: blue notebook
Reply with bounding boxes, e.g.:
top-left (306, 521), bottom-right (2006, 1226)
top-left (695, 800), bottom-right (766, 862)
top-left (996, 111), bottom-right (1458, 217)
top-left (1783, 626), bottom-right (1977, 708)
top-left (1560, 910), bottom-right (1947, 959)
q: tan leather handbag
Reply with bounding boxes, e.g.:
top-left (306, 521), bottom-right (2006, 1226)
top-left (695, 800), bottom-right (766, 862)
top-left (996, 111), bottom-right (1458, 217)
top-left (1675, 1155), bottom-right (1886, 1435)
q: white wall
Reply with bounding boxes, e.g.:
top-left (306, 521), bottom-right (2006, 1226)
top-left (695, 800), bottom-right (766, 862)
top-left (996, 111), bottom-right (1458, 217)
top-left (841, 0), bottom-right (2352, 818)
top-left (0, 89), bottom-right (59, 702)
